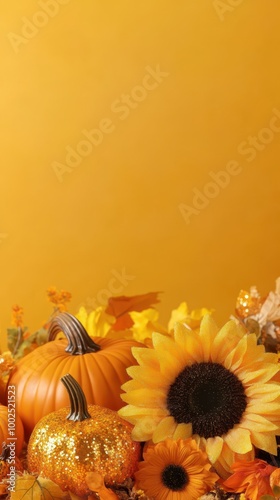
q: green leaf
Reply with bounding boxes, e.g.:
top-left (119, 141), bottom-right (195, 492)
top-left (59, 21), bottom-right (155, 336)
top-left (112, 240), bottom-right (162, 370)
top-left (7, 326), bottom-right (28, 353)
top-left (273, 485), bottom-right (280, 495)
top-left (14, 328), bottom-right (48, 359)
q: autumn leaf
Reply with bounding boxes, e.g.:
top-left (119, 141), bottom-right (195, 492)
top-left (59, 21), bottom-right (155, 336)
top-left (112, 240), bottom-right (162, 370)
top-left (106, 292), bottom-right (161, 331)
top-left (85, 472), bottom-right (118, 500)
top-left (10, 474), bottom-right (69, 499)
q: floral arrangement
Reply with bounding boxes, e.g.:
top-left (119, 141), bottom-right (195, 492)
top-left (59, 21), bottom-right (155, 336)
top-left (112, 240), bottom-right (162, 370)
top-left (0, 280), bottom-right (279, 500)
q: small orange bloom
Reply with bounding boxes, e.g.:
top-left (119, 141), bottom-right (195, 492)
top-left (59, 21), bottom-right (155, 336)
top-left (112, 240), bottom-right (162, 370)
top-left (46, 287), bottom-right (72, 312)
top-left (270, 468), bottom-right (280, 494)
top-left (11, 304), bottom-right (24, 328)
top-left (135, 438), bottom-right (218, 500)
top-left (222, 459), bottom-right (277, 500)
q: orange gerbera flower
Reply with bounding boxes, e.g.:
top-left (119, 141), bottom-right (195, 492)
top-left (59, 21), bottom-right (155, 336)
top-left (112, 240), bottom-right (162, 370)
top-left (11, 304), bottom-right (24, 328)
top-left (135, 438), bottom-right (218, 500)
top-left (222, 459), bottom-right (277, 500)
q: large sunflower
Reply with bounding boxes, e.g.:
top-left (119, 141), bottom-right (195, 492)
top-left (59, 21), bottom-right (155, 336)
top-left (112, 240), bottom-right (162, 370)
top-left (135, 438), bottom-right (218, 500)
top-left (119, 316), bottom-right (280, 470)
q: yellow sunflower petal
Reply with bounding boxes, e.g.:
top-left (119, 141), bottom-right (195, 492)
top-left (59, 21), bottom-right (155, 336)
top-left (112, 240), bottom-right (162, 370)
top-left (206, 436), bottom-right (224, 463)
top-left (199, 315), bottom-right (219, 360)
top-left (245, 383), bottom-right (280, 401)
top-left (126, 365), bottom-right (169, 388)
top-left (132, 416), bottom-right (164, 441)
top-left (212, 320), bottom-right (244, 362)
top-left (246, 401), bottom-right (280, 416)
top-left (121, 388), bottom-right (166, 408)
top-left (239, 364), bottom-right (280, 384)
top-left (152, 416), bottom-right (177, 443)
top-left (174, 325), bottom-right (203, 362)
top-left (173, 422), bottom-right (193, 440)
top-left (152, 332), bottom-right (186, 377)
top-left (121, 379), bottom-right (142, 392)
top-left (118, 405), bottom-right (168, 424)
top-left (250, 431), bottom-right (278, 455)
top-left (240, 413), bottom-right (279, 433)
top-left (224, 427), bottom-right (253, 454)
top-left (131, 346), bottom-right (160, 368)
top-left (223, 335), bottom-right (248, 371)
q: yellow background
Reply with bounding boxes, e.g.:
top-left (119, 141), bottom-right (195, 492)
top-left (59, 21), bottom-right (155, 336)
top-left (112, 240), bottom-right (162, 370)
top-left (0, 1), bottom-right (280, 346)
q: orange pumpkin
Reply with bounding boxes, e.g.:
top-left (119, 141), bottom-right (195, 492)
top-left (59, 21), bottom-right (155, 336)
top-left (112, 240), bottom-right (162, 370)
top-left (0, 405), bottom-right (24, 456)
top-left (7, 312), bottom-right (141, 439)
top-left (28, 374), bottom-right (141, 497)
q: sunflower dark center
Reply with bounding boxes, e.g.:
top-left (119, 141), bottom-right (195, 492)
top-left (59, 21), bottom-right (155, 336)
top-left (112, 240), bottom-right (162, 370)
top-left (167, 362), bottom-right (247, 439)
top-left (161, 464), bottom-right (189, 491)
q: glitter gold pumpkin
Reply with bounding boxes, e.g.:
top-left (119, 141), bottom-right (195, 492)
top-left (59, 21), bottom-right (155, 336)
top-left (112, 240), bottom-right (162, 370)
top-left (7, 312), bottom-right (140, 439)
top-left (27, 374), bottom-right (141, 497)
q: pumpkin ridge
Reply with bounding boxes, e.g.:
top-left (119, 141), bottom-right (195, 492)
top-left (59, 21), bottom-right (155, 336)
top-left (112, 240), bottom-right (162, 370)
top-left (86, 354), bottom-right (112, 407)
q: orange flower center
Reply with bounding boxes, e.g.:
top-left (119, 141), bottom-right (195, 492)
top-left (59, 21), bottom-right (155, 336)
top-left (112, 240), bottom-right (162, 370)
top-left (167, 362), bottom-right (247, 438)
top-left (161, 464), bottom-right (189, 491)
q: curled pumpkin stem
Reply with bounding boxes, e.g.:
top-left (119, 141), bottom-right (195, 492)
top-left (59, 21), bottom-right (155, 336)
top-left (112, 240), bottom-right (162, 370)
top-left (48, 312), bottom-right (101, 355)
top-left (61, 374), bottom-right (91, 422)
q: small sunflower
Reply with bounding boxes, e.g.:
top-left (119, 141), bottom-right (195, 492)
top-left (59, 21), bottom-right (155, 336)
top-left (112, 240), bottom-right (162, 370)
top-left (135, 438), bottom-right (218, 500)
top-left (119, 316), bottom-right (280, 471)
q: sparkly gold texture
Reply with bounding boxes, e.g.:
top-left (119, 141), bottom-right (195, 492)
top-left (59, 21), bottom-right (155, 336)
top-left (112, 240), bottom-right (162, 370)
top-left (27, 405), bottom-right (141, 497)
top-left (235, 289), bottom-right (262, 318)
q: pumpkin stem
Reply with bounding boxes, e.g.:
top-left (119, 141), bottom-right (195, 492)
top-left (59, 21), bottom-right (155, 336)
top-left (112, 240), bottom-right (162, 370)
top-left (13, 326), bottom-right (23, 356)
top-left (61, 374), bottom-right (91, 422)
top-left (0, 443), bottom-right (10, 461)
top-left (48, 312), bottom-right (101, 355)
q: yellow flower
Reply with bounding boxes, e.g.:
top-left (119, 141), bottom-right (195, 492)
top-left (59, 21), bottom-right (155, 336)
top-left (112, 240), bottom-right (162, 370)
top-left (135, 438), bottom-right (218, 500)
top-left (11, 304), bottom-right (24, 328)
top-left (129, 308), bottom-right (167, 344)
top-left (129, 303), bottom-right (213, 345)
top-left (119, 315), bottom-right (280, 472)
top-left (168, 302), bottom-right (214, 332)
top-left (75, 306), bottom-right (115, 338)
